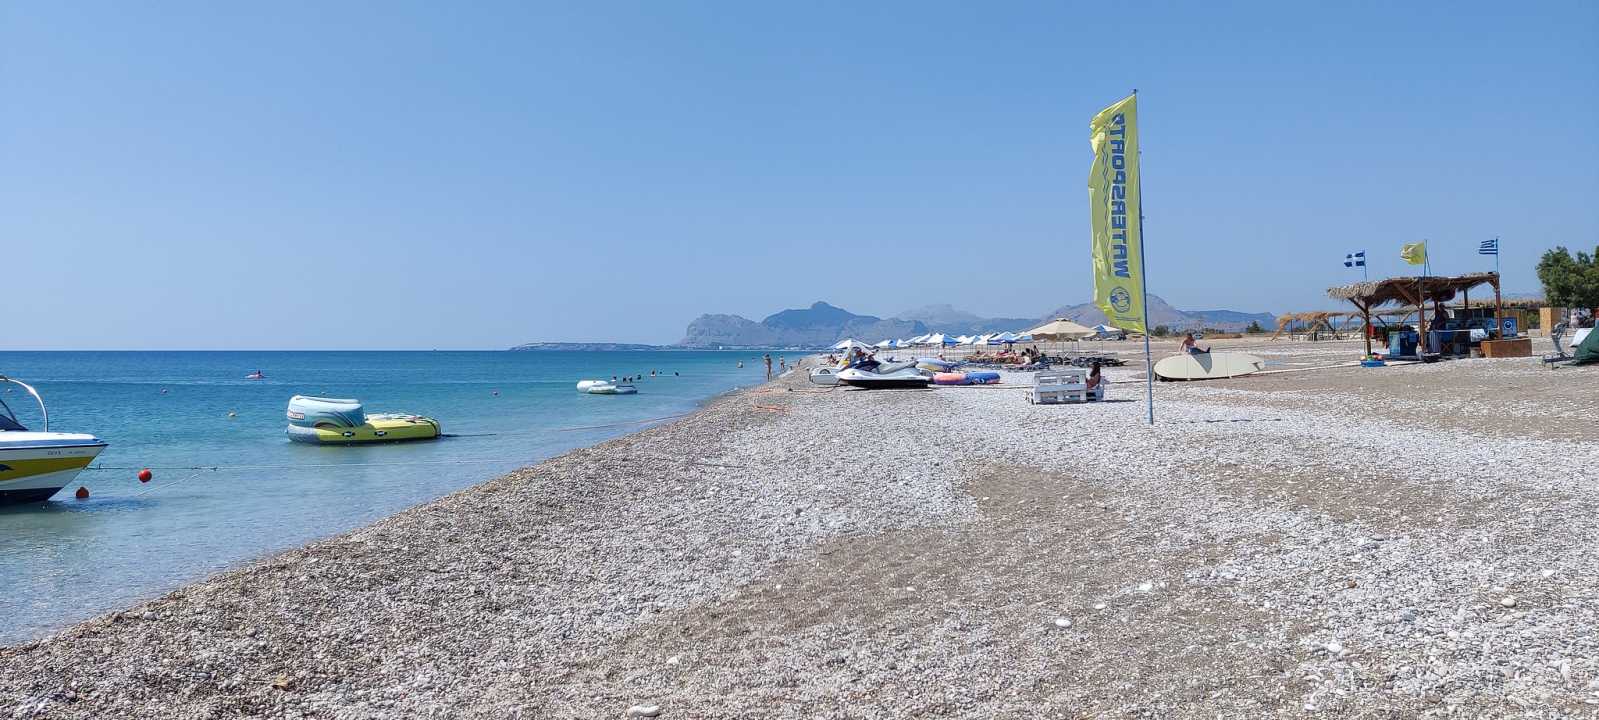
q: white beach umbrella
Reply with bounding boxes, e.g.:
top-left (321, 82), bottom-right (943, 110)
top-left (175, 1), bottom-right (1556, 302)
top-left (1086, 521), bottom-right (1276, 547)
top-left (1024, 319), bottom-right (1095, 340)
top-left (831, 338), bottom-right (870, 350)
top-left (874, 339), bottom-right (894, 348)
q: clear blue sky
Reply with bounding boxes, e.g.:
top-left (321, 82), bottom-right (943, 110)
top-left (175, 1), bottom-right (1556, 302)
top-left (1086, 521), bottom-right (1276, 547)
top-left (4, 1), bottom-right (1595, 349)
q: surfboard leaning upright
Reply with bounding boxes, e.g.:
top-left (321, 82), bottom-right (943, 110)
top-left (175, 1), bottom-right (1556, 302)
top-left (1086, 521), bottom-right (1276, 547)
top-left (1153, 352), bottom-right (1267, 381)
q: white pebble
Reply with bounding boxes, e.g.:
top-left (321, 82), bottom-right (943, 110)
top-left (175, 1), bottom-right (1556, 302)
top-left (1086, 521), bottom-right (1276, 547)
top-left (1499, 597), bottom-right (1517, 608)
top-left (1137, 582), bottom-right (1153, 593)
top-left (1325, 640), bottom-right (1344, 654)
top-left (665, 655), bottom-right (680, 666)
top-left (1094, 603), bottom-right (1107, 610)
top-left (1540, 569), bottom-right (1556, 578)
top-left (1054, 617), bottom-right (1072, 628)
top-left (626, 705), bottom-right (661, 718)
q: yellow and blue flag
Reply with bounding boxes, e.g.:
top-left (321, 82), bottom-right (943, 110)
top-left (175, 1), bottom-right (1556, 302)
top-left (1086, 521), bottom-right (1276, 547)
top-left (1401, 242), bottom-right (1428, 266)
top-left (1088, 94), bottom-right (1145, 333)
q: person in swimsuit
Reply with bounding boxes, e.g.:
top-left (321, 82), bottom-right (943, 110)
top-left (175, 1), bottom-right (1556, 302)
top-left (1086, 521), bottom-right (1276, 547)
top-left (1181, 333), bottom-right (1209, 355)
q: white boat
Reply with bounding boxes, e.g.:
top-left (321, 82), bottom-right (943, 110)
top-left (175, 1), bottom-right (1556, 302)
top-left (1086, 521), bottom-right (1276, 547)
top-left (808, 367), bottom-right (841, 386)
top-left (585, 383), bottom-right (637, 395)
top-left (0, 376), bottom-right (107, 504)
top-left (575, 380), bottom-right (606, 392)
top-left (835, 366), bottom-right (932, 389)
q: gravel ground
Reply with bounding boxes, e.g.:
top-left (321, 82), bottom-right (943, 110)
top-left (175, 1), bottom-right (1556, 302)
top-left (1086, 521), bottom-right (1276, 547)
top-left (3, 346), bottom-right (1596, 718)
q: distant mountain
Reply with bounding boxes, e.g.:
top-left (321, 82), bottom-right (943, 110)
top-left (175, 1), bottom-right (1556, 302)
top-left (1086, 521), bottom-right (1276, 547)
top-left (679, 302), bottom-right (926, 348)
top-left (675, 297), bottom-right (1277, 348)
top-left (1047, 295), bottom-right (1274, 331)
top-left (896, 304), bottom-right (1037, 337)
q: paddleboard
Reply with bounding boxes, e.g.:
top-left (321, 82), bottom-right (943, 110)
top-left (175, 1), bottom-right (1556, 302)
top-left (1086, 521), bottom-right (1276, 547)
top-left (1153, 352), bottom-right (1267, 381)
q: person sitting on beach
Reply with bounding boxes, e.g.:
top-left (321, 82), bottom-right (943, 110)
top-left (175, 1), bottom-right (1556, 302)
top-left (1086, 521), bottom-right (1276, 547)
top-left (1181, 333), bottom-right (1209, 355)
top-left (1085, 361), bottom-right (1103, 391)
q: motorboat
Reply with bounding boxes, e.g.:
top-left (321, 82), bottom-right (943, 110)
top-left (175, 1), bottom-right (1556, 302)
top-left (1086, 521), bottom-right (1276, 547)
top-left (835, 364), bottom-right (932, 389)
top-left (585, 383), bottom-right (637, 395)
top-left (576, 380), bottom-right (605, 392)
top-left (0, 375), bottom-right (108, 504)
top-left (285, 395), bottom-right (441, 444)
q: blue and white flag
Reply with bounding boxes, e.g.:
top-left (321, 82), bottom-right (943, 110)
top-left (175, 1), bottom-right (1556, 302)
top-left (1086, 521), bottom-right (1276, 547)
top-left (1344, 251), bottom-right (1366, 268)
top-left (1479, 238), bottom-right (1499, 256)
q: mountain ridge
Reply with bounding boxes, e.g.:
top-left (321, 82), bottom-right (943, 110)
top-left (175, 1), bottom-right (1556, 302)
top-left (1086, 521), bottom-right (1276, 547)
top-left (675, 298), bottom-right (1277, 348)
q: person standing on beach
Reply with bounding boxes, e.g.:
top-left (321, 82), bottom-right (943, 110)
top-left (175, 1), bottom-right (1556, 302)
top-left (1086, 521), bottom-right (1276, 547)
top-left (763, 353), bottom-right (772, 380)
top-left (779, 356), bottom-right (787, 373)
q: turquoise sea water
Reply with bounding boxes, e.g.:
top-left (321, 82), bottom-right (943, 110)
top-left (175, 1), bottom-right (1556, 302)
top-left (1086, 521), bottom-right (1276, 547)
top-left (0, 351), bottom-right (772, 643)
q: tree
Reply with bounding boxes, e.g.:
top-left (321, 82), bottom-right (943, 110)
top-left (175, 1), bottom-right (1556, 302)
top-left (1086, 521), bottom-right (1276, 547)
top-left (1245, 320), bottom-right (1265, 334)
top-left (1537, 246), bottom-right (1599, 310)
top-left (1151, 324), bottom-right (1171, 337)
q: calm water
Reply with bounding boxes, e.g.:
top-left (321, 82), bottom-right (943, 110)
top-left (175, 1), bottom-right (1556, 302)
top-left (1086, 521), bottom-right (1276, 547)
top-left (0, 350), bottom-right (771, 643)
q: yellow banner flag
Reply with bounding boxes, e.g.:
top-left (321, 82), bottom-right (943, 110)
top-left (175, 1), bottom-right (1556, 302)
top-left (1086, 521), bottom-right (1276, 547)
top-left (1088, 94), bottom-right (1145, 333)
top-left (1400, 242), bottom-right (1427, 265)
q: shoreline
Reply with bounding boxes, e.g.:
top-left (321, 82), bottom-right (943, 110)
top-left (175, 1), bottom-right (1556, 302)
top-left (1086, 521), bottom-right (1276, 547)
top-left (4, 342), bottom-right (1596, 717)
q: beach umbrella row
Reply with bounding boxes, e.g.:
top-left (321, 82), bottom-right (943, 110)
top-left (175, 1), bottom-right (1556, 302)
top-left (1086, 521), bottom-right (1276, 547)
top-left (874, 331), bottom-right (1046, 347)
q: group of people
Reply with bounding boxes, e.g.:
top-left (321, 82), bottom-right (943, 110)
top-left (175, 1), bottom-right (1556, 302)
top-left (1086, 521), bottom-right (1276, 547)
top-left (610, 369), bottom-right (680, 384)
top-left (966, 345), bottom-right (1047, 366)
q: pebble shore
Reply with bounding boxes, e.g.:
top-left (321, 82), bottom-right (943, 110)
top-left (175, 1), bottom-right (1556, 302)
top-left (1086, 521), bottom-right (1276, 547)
top-left (4, 339), bottom-right (1596, 718)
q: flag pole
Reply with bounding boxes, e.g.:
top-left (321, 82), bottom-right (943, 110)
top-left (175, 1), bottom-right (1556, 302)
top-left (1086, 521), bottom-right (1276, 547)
top-left (1134, 89), bottom-right (1153, 426)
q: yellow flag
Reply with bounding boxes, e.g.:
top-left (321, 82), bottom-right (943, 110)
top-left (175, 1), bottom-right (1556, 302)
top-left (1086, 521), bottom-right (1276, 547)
top-left (1088, 94), bottom-right (1145, 333)
top-left (1401, 242), bottom-right (1427, 265)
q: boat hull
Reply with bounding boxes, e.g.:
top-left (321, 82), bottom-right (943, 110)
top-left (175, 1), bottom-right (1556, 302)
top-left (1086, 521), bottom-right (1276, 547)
top-left (286, 415), bottom-right (441, 444)
top-left (0, 440), bottom-right (108, 505)
top-left (835, 368), bottom-right (932, 389)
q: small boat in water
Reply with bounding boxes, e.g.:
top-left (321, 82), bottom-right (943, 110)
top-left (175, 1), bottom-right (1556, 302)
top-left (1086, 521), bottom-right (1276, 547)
top-left (585, 383), bottom-right (637, 395)
top-left (0, 375), bottom-right (107, 504)
top-left (285, 395), bottom-right (440, 444)
top-left (576, 380), bottom-right (606, 392)
top-left (245, 370), bottom-right (265, 380)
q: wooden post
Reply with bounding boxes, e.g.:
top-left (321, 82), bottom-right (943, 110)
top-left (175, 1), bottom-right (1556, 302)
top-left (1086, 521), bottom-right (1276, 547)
top-left (1492, 274), bottom-right (1504, 339)
top-left (1415, 278), bottom-right (1427, 343)
top-left (1348, 299), bottom-right (1372, 357)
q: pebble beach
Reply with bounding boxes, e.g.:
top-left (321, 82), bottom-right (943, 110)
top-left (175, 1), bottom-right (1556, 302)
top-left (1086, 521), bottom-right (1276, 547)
top-left (4, 338), bottom-right (1597, 718)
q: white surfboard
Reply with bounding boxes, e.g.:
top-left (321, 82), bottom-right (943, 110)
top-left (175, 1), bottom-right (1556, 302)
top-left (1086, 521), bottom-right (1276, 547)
top-left (1153, 352), bottom-right (1267, 381)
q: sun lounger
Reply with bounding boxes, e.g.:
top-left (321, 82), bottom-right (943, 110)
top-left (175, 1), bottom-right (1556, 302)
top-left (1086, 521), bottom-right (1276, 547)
top-left (1028, 371), bottom-right (1105, 404)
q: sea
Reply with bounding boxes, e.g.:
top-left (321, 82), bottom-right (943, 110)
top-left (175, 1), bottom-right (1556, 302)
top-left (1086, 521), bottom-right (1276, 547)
top-left (0, 350), bottom-right (775, 644)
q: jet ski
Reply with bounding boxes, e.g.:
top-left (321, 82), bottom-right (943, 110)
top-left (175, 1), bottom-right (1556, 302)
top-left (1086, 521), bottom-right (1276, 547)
top-left (835, 362), bottom-right (932, 389)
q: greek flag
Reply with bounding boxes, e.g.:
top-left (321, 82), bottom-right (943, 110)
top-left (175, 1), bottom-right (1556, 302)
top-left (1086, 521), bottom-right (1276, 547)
top-left (1479, 238), bottom-right (1499, 256)
top-left (1344, 251), bottom-right (1366, 268)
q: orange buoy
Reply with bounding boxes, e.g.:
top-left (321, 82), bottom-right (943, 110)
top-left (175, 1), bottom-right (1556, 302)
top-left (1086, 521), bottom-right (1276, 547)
top-left (75, 486), bottom-right (89, 500)
top-left (138, 468), bottom-right (153, 483)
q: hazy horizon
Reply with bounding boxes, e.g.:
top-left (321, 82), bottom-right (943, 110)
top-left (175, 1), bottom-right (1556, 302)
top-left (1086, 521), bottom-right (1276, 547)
top-left (4, 1), bottom-right (1594, 350)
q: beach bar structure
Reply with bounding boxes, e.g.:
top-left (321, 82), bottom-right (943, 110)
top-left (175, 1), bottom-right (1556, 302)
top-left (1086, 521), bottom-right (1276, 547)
top-left (1328, 272), bottom-right (1505, 357)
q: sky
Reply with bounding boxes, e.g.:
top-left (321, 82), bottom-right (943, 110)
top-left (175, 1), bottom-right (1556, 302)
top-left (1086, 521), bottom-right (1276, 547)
top-left (3, 1), bottom-right (1596, 349)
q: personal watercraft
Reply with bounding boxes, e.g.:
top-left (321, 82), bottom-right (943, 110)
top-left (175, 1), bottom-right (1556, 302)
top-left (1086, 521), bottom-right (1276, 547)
top-left (835, 362), bottom-right (932, 389)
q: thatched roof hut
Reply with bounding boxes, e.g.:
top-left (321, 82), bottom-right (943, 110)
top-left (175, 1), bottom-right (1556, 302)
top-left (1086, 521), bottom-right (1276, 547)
top-left (1327, 272), bottom-right (1500, 308)
top-left (1326, 272), bottom-right (1505, 355)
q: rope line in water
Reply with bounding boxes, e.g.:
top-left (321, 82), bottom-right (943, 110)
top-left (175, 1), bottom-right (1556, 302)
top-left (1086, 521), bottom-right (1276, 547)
top-left (83, 410), bottom-right (701, 474)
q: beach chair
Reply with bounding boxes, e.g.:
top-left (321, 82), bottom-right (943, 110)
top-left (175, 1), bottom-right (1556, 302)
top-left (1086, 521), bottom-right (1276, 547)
top-left (1029, 371), bottom-right (1087, 404)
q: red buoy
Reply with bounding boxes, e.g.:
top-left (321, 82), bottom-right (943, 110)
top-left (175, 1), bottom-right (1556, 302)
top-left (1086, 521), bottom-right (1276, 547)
top-left (138, 468), bottom-right (153, 483)
top-left (75, 486), bottom-right (89, 500)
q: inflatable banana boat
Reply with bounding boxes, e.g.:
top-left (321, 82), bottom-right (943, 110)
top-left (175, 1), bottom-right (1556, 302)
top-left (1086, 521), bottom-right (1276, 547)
top-left (285, 395), bottom-right (441, 444)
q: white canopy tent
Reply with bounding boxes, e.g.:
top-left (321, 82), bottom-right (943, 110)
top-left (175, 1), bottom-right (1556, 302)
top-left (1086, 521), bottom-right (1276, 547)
top-left (831, 338), bottom-right (872, 350)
